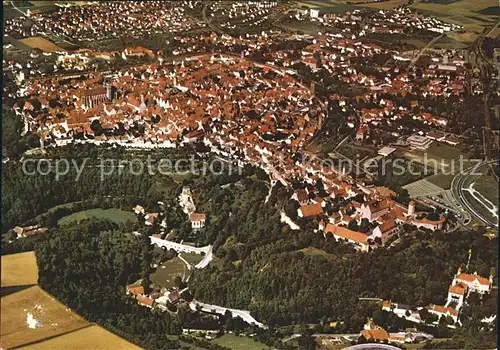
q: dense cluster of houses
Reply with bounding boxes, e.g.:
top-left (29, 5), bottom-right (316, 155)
top-left (207, 1), bottom-right (279, 30)
top-left (14, 37), bottom-right (453, 250)
top-left (8, 4), bottom-right (464, 256)
top-left (15, 53), bottom-right (321, 151)
top-left (297, 6), bottom-right (463, 36)
top-left (259, 34), bottom-right (466, 146)
top-left (5, 1), bottom-right (205, 40)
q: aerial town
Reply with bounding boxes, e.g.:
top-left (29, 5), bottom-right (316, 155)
top-left (1, 1), bottom-right (498, 349)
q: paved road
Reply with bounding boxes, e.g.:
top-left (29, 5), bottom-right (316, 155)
top-left (451, 160), bottom-right (498, 228)
top-left (189, 300), bottom-right (266, 328)
top-left (201, 3), bottom-right (224, 34)
top-left (194, 245), bottom-right (213, 269)
top-left (281, 333), bottom-right (361, 343)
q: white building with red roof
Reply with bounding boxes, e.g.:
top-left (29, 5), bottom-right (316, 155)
top-left (428, 304), bottom-right (458, 323)
top-left (446, 282), bottom-right (467, 310)
top-left (453, 268), bottom-right (493, 294)
top-left (324, 224), bottom-right (370, 252)
top-left (189, 213), bottom-right (207, 230)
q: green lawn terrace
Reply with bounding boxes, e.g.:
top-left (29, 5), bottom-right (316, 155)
top-left (151, 257), bottom-right (189, 289)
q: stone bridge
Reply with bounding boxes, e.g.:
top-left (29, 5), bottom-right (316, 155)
top-left (150, 236), bottom-right (213, 269)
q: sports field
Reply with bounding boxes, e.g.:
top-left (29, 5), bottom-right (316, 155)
top-left (19, 325), bottom-right (141, 350)
top-left (401, 143), bottom-right (473, 173)
top-left (58, 208), bottom-right (137, 226)
top-left (0, 286), bottom-right (89, 349)
top-left (1, 251), bottom-right (38, 288)
top-left (21, 37), bottom-right (66, 52)
top-left (151, 257), bottom-right (188, 288)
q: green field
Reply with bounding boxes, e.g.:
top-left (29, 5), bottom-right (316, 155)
top-left (58, 208), bottom-right (137, 226)
top-left (180, 252), bottom-right (204, 266)
top-left (212, 334), bottom-right (270, 350)
top-left (433, 35), bottom-right (469, 49)
top-left (427, 143), bottom-right (471, 161)
top-left (473, 170), bottom-right (499, 205)
top-left (401, 143), bottom-right (473, 175)
top-left (151, 257), bottom-right (188, 288)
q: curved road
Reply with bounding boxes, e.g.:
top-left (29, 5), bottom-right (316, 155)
top-left (189, 300), bottom-right (266, 328)
top-left (451, 160), bottom-right (498, 228)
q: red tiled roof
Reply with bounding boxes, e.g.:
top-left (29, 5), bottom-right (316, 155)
top-left (361, 328), bottom-right (389, 342)
top-left (137, 295), bottom-right (154, 307)
top-left (189, 213), bottom-right (207, 222)
top-left (432, 304), bottom-right (457, 316)
top-left (382, 300), bottom-right (392, 309)
top-left (448, 283), bottom-right (466, 295)
top-left (457, 273), bottom-right (490, 286)
top-left (128, 286), bottom-right (145, 296)
top-left (367, 200), bottom-right (390, 214)
top-left (325, 224), bottom-right (368, 245)
top-left (299, 202), bottom-right (323, 217)
top-left (377, 220), bottom-right (396, 233)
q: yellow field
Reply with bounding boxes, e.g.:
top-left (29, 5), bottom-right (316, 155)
top-left (19, 325), bottom-right (142, 350)
top-left (410, 0), bottom-right (498, 42)
top-left (1, 252), bottom-right (38, 287)
top-left (412, 0), bottom-right (496, 14)
top-left (21, 37), bottom-right (66, 52)
top-left (487, 27), bottom-right (500, 38)
top-left (1, 251), bottom-right (138, 349)
top-left (447, 30), bottom-right (483, 44)
top-left (0, 286), bottom-right (89, 349)
top-left (28, 1), bottom-right (55, 5)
